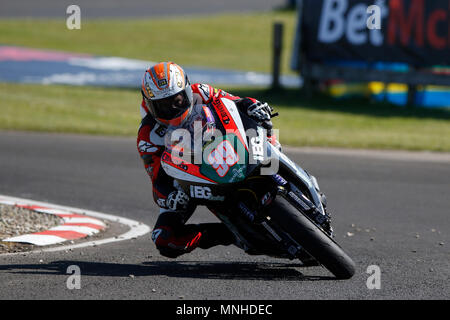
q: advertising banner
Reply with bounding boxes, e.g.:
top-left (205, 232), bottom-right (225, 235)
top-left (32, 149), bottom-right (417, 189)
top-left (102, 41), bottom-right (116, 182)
top-left (300, 0), bottom-right (450, 67)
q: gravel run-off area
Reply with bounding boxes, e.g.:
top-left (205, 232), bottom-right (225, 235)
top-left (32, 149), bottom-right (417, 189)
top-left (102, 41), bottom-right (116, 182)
top-left (0, 203), bottom-right (63, 253)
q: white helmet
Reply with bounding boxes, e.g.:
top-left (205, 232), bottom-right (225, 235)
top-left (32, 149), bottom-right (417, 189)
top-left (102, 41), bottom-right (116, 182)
top-left (141, 62), bottom-right (194, 126)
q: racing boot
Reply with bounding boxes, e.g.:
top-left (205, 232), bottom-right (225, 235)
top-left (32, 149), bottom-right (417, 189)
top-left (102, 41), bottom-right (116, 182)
top-left (196, 223), bottom-right (236, 249)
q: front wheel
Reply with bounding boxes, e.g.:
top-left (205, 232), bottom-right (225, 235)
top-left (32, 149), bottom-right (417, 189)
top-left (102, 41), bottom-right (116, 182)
top-left (268, 196), bottom-right (356, 279)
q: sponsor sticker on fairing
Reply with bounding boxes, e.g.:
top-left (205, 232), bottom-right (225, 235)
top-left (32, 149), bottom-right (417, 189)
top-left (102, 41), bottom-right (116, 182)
top-left (288, 191), bottom-right (310, 211)
top-left (272, 174), bottom-right (287, 186)
top-left (189, 185), bottom-right (225, 201)
top-left (238, 202), bottom-right (255, 222)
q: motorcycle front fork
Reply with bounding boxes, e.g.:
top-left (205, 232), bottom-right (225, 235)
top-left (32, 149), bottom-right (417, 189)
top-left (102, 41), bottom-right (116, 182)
top-left (237, 199), bottom-right (317, 263)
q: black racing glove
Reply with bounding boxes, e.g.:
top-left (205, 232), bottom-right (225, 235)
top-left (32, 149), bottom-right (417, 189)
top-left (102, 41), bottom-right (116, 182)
top-left (237, 98), bottom-right (274, 130)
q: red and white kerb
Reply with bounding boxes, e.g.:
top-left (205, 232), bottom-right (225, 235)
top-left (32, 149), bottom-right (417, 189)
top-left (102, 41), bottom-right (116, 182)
top-left (0, 198), bottom-right (106, 246)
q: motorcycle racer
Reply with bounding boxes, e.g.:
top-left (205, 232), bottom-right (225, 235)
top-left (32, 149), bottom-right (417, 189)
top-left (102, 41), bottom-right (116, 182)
top-left (137, 62), bottom-right (278, 258)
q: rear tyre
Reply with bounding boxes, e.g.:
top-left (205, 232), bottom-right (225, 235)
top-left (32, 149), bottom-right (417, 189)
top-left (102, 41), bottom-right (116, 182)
top-left (269, 196), bottom-right (356, 279)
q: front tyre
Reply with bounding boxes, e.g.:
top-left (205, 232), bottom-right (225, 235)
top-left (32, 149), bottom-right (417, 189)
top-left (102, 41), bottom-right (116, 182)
top-left (269, 196), bottom-right (356, 279)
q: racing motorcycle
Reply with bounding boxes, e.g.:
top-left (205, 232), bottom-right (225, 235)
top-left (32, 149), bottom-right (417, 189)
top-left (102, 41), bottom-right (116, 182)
top-left (161, 98), bottom-right (356, 279)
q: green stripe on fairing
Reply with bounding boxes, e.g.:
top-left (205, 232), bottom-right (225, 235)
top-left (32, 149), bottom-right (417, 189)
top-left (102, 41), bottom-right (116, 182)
top-left (200, 133), bottom-right (249, 184)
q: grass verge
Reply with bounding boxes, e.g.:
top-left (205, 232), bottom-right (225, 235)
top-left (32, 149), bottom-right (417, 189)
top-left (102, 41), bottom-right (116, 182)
top-left (1, 82), bottom-right (449, 152)
top-left (0, 12), bottom-right (296, 75)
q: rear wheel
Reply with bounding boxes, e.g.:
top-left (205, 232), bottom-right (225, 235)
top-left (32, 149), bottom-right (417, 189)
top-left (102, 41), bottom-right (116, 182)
top-left (268, 196), bottom-right (356, 279)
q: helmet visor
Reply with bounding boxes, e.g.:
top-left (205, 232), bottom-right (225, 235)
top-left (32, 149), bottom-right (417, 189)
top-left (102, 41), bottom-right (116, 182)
top-left (149, 91), bottom-right (191, 121)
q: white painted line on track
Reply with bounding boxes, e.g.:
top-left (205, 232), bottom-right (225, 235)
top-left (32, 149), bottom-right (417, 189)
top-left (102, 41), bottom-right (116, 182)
top-left (283, 146), bottom-right (450, 163)
top-left (0, 194), bottom-right (151, 256)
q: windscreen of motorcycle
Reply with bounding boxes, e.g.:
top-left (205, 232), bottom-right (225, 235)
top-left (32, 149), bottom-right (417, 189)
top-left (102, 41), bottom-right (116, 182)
top-left (163, 101), bottom-right (259, 184)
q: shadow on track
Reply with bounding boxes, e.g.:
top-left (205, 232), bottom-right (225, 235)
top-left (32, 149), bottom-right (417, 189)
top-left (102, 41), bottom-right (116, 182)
top-left (0, 260), bottom-right (335, 281)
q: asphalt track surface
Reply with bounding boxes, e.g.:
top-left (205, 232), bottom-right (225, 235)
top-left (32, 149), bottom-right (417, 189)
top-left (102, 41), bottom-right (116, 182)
top-left (0, 0), bottom-right (287, 18)
top-left (0, 131), bottom-right (449, 300)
